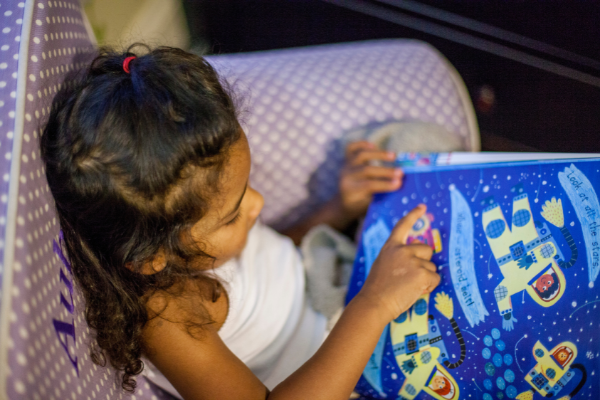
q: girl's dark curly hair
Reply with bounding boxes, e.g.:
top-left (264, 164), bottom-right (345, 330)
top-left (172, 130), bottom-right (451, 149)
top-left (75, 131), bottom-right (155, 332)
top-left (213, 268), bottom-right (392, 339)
top-left (40, 45), bottom-right (241, 392)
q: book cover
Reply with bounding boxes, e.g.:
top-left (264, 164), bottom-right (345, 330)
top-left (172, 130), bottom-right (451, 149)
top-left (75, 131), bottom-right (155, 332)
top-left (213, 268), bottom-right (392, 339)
top-left (347, 157), bottom-right (600, 400)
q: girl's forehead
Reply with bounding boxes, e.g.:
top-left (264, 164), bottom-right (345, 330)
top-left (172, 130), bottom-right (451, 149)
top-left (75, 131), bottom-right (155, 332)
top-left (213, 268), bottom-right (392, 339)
top-left (221, 133), bottom-right (251, 186)
top-left (203, 135), bottom-right (251, 218)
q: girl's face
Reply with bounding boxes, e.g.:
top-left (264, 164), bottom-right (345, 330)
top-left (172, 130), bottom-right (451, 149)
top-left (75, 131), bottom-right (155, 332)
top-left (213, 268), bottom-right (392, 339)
top-left (190, 131), bottom-right (264, 268)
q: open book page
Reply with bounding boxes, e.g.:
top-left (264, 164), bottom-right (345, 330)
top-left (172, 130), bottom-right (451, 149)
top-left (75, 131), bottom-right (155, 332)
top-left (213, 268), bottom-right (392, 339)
top-left (347, 156), bottom-right (600, 399)
top-left (395, 152), bottom-right (599, 167)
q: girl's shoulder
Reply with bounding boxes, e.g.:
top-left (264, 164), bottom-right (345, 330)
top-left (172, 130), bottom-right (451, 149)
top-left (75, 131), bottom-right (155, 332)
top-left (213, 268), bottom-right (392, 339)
top-left (140, 284), bottom-right (267, 399)
top-left (144, 275), bottom-right (229, 336)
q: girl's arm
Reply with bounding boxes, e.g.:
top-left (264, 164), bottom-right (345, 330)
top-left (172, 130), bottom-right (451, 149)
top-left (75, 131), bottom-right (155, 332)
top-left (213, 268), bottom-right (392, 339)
top-left (144, 206), bottom-right (439, 400)
top-left (281, 141), bottom-right (403, 245)
top-left (143, 291), bottom-right (388, 400)
top-left (269, 295), bottom-right (390, 399)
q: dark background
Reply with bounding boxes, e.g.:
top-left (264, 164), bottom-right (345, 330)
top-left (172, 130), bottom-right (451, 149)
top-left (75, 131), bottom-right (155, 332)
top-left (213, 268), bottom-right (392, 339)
top-left (183, 0), bottom-right (600, 152)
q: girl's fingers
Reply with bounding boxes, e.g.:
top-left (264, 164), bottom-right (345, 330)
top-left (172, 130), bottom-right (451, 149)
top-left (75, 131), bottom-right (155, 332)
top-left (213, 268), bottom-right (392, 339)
top-left (389, 204), bottom-right (427, 245)
top-left (350, 149), bottom-right (396, 166)
top-left (358, 178), bottom-right (403, 194)
top-left (350, 165), bottom-right (403, 180)
top-left (423, 268), bottom-right (442, 292)
top-left (345, 141), bottom-right (375, 158)
top-left (409, 244), bottom-right (434, 261)
top-left (420, 259), bottom-right (437, 272)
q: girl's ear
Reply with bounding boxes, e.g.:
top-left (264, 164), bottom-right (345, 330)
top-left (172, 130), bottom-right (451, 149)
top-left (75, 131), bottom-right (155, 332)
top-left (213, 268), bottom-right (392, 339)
top-left (126, 248), bottom-right (167, 275)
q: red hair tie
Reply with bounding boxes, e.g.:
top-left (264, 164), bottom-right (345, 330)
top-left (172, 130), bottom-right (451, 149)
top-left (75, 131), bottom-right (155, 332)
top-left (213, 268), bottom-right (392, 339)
top-left (123, 56), bottom-right (136, 74)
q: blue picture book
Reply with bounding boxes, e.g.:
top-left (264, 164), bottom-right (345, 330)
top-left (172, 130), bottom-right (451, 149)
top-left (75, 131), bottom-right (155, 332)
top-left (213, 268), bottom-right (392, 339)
top-left (346, 154), bottom-right (600, 400)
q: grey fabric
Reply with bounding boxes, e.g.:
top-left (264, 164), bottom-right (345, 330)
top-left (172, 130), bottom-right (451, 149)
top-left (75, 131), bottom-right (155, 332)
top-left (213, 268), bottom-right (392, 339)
top-left (301, 223), bottom-right (356, 328)
top-left (344, 121), bottom-right (465, 154)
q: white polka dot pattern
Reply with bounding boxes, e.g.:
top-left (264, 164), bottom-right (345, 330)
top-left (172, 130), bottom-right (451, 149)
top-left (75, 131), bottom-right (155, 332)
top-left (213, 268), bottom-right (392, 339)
top-left (0, 0), bottom-right (25, 305)
top-left (208, 40), bottom-right (479, 230)
top-left (2, 1), bottom-right (174, 399)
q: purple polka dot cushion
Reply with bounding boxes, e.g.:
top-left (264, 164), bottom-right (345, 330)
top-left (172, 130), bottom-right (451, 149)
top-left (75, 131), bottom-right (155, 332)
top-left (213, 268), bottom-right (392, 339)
top-left (208, 41), bottom-right (479, 230)
top-left (0, 1), bottom-right (174, 399)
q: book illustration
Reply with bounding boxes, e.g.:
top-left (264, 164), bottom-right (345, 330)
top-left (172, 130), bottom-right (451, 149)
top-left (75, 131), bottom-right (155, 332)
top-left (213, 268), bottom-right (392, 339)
top-left (478, 327), bottom-right (518, 400)
top-left (425, 368), bottom-right (457, 400)
top-left (538, 198), bottom-right (578, 270)
top-left (449, 186), bottom-right (488, 327)
top-left (362, 325), bottom-right (389, 398)
top-left (390, 293), bottom-right (465, 399)
top-left (407, 212), bottom-right (443, 253)
top-left (516, 341), bottom-right (587, 400)
top-left (395, 152), bottom-right (439, 167)
top-left (481, 184), bottom-right (577, 331)
top-left (558, 164), bottom-right (600, 284)
top-left (363, 218), bottom-right (391, 278)
top-left (431, 292), bottom-right (466, 370)
top-left (346, 157), bottom-right (600, 399)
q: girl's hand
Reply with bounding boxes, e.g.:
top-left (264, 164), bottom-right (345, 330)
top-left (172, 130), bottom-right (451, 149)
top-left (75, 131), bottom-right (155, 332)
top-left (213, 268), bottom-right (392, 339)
top-left (339, 141), bottom-right (403, 220)
top-left (356, 204), bottom-right (441, 323)
top-left (280, 141), bottom-right (402, 244)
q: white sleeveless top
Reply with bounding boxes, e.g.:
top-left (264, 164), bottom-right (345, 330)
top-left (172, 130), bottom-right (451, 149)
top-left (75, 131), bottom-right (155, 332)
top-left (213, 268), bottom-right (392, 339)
top-left (142, 222), bottom-right (328, 397)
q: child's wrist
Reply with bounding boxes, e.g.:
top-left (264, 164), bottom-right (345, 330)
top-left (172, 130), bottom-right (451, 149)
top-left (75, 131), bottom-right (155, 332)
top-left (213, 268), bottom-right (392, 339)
top-left (348, 291), bottom-right (394, 327)
top-left (326, 195), bottom-right (356, 230)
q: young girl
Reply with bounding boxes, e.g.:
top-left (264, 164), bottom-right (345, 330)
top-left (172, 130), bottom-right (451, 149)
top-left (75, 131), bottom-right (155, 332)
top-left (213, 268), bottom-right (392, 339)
top-left (41, 46), bottom-right (440, 400)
